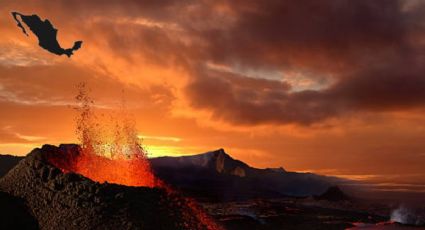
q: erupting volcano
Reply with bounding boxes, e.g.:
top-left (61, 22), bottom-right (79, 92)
top-left (2, 83), bottom-right (222, 230)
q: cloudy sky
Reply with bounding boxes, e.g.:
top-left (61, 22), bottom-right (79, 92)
top-left (1, 0), bottom-right (425, 191)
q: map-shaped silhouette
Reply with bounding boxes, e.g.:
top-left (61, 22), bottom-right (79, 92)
top-left (12, 12), bottom-right (83, 57)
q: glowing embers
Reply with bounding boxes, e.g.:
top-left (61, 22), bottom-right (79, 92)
top-left (53, 83), bottom-right (158, 187)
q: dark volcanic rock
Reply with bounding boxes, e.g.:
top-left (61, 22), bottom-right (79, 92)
top-left (0, 144), bottom-right (218, 230)
top-left (0, 191), bottom-right (39, 230)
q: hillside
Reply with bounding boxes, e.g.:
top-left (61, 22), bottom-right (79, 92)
top-left (150, 149), bottom-right (340, 201)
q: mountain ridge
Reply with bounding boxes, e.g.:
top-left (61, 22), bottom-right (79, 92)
top-left (0, 145), bottom-right (342, 201)
top-left (150, 148), bottom-right (340, 201)
top-left (150, 148), bottom-right (253, 177)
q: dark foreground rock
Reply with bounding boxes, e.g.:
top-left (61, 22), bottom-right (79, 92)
top-left (0, 144), bottom-right (219, 230)
top-left (0, 191), bottom-right (38, 230)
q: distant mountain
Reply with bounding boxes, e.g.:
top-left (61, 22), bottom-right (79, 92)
top-left (0, 148), bottom-right (343, 201)
top-left (0, 155), bottom-right (23, 178)
top-left (314, 186), bottom-right (350, 202)
top-left (150, 149), bottom-right (250, 177)
top-left (150, 149), bottom-right (342, 201)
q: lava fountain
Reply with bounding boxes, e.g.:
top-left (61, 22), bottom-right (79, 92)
top-left (48, 83), bottom-right (157, 187)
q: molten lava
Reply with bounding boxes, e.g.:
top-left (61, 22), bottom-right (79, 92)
top-left (45, 144), bottom-right (157, 186)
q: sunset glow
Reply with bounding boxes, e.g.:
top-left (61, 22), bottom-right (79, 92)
top-left (0, 0), bottom-right (425, 193)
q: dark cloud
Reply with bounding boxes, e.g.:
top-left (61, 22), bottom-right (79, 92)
top-left (187, 54), bottom-right (425, 125)
top-left (184, 0), bottom-right (425, 125)
top-left (330, 58), bottom-right (425, 111)
top-left (191, 0), bottom-right (406, 72)
top-left (186, 69), bottom-right (341, 125)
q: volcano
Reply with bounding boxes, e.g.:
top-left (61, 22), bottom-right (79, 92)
top-left (0, 144), bottom-right (222, 230)
top-left (314, 186), bottom-right (350, 202)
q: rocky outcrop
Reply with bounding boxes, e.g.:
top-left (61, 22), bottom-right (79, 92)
top-left (205, 149), bottom-right (248, 177)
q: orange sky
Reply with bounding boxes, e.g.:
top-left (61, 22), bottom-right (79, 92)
top-left (1, 0), bottom-right (425, 190)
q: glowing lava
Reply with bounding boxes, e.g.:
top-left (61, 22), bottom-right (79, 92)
top-left (45, 83), bottom-right (157, 187)
top-left (72, 150), bottom-right (156, 187)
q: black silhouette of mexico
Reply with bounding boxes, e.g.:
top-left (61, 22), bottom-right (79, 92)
top-left (12, 12), bottom-right (82, 57)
